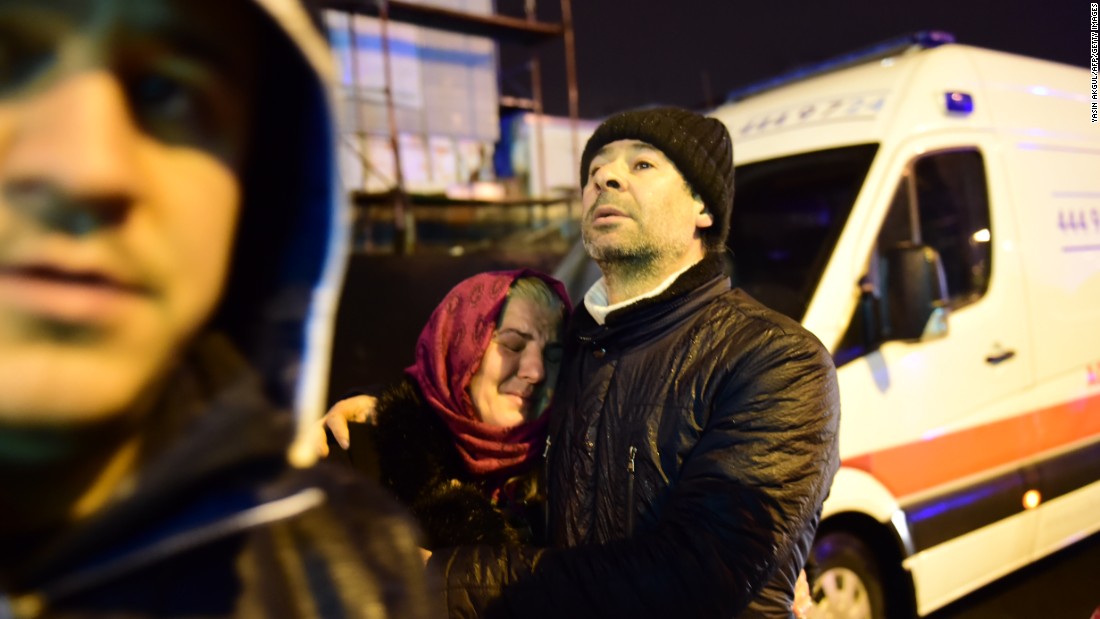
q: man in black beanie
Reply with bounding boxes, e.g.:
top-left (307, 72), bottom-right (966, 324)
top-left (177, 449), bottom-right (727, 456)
top-left (429, 106), bottom-right (841, 618)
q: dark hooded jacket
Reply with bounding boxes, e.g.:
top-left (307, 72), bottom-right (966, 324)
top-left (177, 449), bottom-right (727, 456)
top-left (0, 1), bottom-right (436, 617)
top-left (3, 336), bottom-right (436, 619)
top-left (430, 253), bottom-right (841, 619)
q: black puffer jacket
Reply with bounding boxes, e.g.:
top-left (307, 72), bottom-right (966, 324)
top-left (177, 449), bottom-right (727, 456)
top-left (339, 379), bottom-right (543, 550)
top-left (431, 254), bottom-right (840, 618)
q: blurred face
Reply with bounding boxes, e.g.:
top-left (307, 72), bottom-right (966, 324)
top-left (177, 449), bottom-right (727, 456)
top-left (582, 139), bottom-right (713, 269)
top-left (0, 0), bottom-right (257, 425)
top-left (468, 296), bottom-right (563, 428)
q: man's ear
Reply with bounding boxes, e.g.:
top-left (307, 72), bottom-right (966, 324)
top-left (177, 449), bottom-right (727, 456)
top-left (694, 196), bottom-right (714, 229)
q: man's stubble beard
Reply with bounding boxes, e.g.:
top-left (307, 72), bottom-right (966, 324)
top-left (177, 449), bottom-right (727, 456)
top-left (582, 225), bottom-right (685, 285)
top-left (581, 191), bottom-right (694, 283)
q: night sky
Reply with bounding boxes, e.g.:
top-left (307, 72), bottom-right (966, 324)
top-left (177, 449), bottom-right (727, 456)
top-left (498, 0), bottom-right (1083, 119)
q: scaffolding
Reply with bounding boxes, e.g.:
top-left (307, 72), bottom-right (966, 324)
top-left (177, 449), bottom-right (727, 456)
top-left (318, 0), bottom-right (580, 253)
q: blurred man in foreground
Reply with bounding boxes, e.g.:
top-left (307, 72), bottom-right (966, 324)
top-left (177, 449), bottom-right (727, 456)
top-left (0, 0), bottom-right (433, 616)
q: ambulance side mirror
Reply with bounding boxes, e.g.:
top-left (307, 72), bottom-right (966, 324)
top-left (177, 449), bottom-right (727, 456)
top-left (881, 243), bottom-right (950, 342)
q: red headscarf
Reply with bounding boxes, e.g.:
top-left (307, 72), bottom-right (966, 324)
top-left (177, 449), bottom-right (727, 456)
top-left (405, 270), bottom-right (571, 481)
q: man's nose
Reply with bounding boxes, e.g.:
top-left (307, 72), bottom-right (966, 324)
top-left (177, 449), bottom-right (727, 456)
top-left (2, 70), bottom-right (141, 228)
top-left (591, 163), bottom-right (625, 192)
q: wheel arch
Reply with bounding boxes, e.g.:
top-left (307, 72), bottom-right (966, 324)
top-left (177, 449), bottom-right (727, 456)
top-left (822, 466), bottom-right (915, 557)
top-left (814, 467), bottom-right (919, 618)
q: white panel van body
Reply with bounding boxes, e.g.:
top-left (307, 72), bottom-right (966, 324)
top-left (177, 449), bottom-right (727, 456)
top-left (710, 40), bottom-right (1100, 618)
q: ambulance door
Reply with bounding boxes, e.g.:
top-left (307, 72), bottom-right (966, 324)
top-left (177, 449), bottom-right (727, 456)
top-left (836, 141), bottom-right (1036, 611)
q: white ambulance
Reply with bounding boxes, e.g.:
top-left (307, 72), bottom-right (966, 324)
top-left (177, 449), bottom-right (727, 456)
top-left (709, 32), bottom-right (1100, 618)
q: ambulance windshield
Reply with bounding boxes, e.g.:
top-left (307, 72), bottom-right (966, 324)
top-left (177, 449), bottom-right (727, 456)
top-left (729, 143), bottom-right (878, 321)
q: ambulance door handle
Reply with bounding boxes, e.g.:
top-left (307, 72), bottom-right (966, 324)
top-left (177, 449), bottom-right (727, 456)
top-left (985, 348), bottom-right (1016, 365)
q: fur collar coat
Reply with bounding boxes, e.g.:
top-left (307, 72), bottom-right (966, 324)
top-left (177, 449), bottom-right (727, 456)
top-left (339, 378), bottom-right (544, 550)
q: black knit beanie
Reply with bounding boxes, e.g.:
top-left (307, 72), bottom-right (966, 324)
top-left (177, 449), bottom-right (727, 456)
top-left (579, 106), bottom-right (734, 250)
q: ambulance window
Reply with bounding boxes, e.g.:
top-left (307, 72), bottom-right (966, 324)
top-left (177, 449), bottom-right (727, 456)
top-left (872, 149), bottom-right (992, 307)
top-left (911, 150), bottom-right (992, 307)
top-left (878, 182), bottom-right (914, 248)
top-left (730, 143), bottom-right (877, 321)
top-left (834, 149), bottom-right (991, 365)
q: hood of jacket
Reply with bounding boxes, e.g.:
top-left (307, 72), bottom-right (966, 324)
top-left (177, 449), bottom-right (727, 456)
top-left (210, 0), bottom-right (346, 468)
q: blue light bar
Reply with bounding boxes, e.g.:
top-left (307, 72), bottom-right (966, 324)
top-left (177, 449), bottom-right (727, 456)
top-left (945, 91), bottom-right (974, 114)
top-left (724, 30), bottom-right (957, 103)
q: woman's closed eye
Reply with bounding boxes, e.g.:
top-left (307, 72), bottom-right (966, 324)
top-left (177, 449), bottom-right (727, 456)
top-left (495, 333), bottom-right (527, 353)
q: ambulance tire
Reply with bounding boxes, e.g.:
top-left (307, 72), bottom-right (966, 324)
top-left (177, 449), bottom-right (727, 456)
top-left (810, 531), bottom-right (888, 619)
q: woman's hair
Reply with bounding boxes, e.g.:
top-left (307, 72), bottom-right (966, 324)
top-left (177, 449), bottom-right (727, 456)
top-left (504, 276), bottom-right (566, 324)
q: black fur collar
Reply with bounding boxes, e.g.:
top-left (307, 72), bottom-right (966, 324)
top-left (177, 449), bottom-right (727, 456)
top-left (347, 379), bottom-right (541, 549)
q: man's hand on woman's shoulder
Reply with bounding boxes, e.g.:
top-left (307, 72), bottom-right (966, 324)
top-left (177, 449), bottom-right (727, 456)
top-left (314, 395), bottom-right (378, 457)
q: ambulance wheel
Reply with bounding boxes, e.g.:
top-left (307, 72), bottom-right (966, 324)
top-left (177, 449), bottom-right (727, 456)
top-left (810, 531), bottom-right (887, 619)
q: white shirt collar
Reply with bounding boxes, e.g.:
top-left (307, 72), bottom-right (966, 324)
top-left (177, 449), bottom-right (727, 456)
top-left (583, 261), bottom-right (698, 326)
